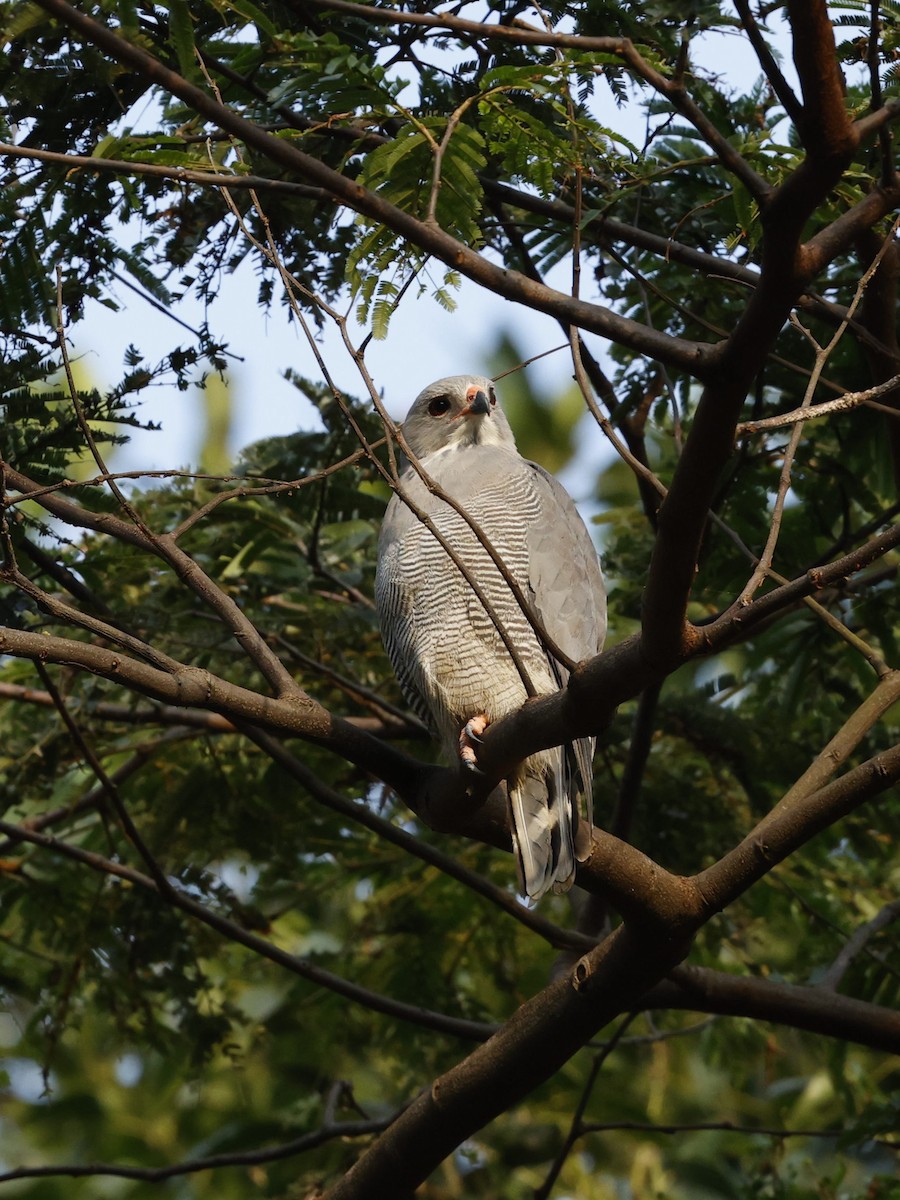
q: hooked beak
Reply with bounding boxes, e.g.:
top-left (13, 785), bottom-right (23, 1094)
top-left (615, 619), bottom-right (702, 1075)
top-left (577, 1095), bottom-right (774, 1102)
top-left (455, 385), bottom-right (491, 420)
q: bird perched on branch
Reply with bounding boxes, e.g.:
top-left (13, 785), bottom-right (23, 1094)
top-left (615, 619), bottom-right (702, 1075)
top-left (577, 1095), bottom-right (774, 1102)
top-left (375, 374), bottom-right (607, 901)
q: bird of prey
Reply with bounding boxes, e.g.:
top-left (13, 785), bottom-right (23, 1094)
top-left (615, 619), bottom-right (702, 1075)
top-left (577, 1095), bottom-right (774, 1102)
top-left (375, 375), bottom-right (607, 901)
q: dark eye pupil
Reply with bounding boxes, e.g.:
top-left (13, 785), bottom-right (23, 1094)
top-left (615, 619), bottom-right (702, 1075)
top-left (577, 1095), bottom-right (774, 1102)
top-left (428, 397), bottom-right (451, 417)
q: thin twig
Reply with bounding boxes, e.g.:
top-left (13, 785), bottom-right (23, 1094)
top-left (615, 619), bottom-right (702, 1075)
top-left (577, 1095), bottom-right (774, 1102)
top-left (732, 0), bottom-right (804, 124)
top-left (736, 372), bottom-right (900, 435)
top-left (578, 1119), bottom-right (865, 1139)
top-left (172, 442), bottom-right (385, 539)
top-left (0, 1116), bottom-right (395, 1184)
top-left (52, 274), bottom-right (301, 697)
top-left (534, 1013), bottom-right (638, 1200)
top-left (0, 730), bottom-right (190, 857)
top-left (32, 662), bottom-right (178, 899)
top-left (0, 139), bottom-right (326, 197)
top-left (273, 634), bottom-right (428, 732)
top-left (612, 681), bottom-right (663, 842)
top-left (0, 679), bottom-right (417, 741)
top-left (221, 179), bottom-right (573, 690)
top-left (739, 217), bottom-right (900, 603)
top-left (821, 897), bottom-right (900, 991)
top-left (3, 560), bottom-right (187, 674)
top-left (55, 267), bottom-right (153, 538)
top-left (868, 0), bottom-right (895, 189)
top-left (0, 817), bottom-right (498, 1041)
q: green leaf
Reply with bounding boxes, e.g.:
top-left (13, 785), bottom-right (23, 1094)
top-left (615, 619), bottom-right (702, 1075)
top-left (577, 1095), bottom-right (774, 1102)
top-left (168, 0), bottom-right (197, 78)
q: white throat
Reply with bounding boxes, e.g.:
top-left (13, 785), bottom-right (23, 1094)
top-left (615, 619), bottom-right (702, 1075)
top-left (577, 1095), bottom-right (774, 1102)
top-left (440, 414), bottom-right (513, 453)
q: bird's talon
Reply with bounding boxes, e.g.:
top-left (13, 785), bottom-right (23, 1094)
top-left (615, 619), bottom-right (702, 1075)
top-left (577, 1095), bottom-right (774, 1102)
top-left (459, 714), bottom-right (490, 772)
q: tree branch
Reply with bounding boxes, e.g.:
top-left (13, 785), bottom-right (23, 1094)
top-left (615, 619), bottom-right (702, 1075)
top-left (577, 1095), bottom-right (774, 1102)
top-left (820, 898), bottom-right (900, 991)
top-left (0, 623), bottom-right (424, 798)
top-left (649, 964), bottom-right (900, 1053)
top-left (732, 0), bottom-right (804, 125)
top-left (0, 138), bottom-right (328, 196)
top-left (786, 0), bottom-right (856, 160)
top-left (0, 1117), bottom-right (394, 1184)
top-left (694, 743), bottom-right (900, 916)
top-left (242, 725), bottom-right (597, 954)
top-left (735, 372), bottom-right (900, 435)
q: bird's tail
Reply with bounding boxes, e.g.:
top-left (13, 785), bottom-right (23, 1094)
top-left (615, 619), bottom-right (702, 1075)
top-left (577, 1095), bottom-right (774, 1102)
top-left (509, 739), bottom-right (593, 902)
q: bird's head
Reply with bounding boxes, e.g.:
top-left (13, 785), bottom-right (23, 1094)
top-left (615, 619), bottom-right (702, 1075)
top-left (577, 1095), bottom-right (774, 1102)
top-left (401, 375), bottom-right (516, 460)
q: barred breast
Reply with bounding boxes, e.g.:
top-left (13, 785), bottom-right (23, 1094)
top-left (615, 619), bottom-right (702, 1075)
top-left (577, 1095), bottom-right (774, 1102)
top-left (376, 445), bottom-right (557, 754)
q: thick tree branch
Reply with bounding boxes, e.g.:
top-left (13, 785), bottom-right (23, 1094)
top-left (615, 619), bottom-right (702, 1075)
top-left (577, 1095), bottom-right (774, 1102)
top-left (694, 744), bottom-right (900, 915)
top-left (323, 921), bottom-right (691, 1200)
top-left (649, 964), bottom-right (900, 1053)
top-left (0, 623), bottom-right (425, 795)
top-left (804, 181), bottom-right (900, 278)
top-left (3, 507), bottom-right (897, 906)
top-left (324, 736), bottom-right (900, 1195)
top-left (488, 179), bottom-right (895, 360)
top-left (786, 0), bottom-right (856, 160)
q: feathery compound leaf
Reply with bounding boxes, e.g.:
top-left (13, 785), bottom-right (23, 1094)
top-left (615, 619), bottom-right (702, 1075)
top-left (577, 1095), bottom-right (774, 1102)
top-left (167, 0), bottom-right (197, 79)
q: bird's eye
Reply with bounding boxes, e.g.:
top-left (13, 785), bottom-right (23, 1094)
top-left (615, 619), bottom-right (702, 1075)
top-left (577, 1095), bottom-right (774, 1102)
top-left (489, 387), bottom-right (497, 407)
top-left (428, 396), bottom-right (451, 417)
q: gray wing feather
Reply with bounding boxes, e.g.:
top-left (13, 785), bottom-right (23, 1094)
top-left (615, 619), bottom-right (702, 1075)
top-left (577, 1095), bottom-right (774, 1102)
top-left (523, 462), bottom-right (606, 859)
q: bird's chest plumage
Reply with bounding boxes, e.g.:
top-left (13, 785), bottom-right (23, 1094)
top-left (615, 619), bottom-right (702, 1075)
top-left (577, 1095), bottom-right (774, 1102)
top-left (376, 448), bottom-right (551, 742)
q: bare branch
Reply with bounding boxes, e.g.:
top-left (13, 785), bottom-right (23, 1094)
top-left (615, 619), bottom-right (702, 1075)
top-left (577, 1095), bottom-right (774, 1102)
top-left (694, 743), bottom-right (900, 916)
top-left (535, 1014), bottom-right (638, 1200)
top-left (0, 139), bottom-right (328, 198)
top-left (323, 923), bottom-right (691, 1200)
top-left (867, 0), bottom-right (895, 188)
top-left (649, 964), bottom-right (900, 1053)
top-left (0, 623), bottom-right (424, 798)
top-left (732, 0), bottom-right (804, 125)
top-left (735, 372), bottom-right (900, 435)
top-left (2, 558), bottom-right (183, 673)
top-left (0, 1118), bottom-right (394, 1184)
top-left (31, 662), bottom-right (177, 898)
top-left (294, 0), bottom-right (627, 52)
top-left (821, 898), bottom-right (900, 991)
top-left (738, 220), bottom-right (900, 603)
top-left (4, 454), bottom-right (301, 704)
top-left (701, 523), bottom-right (900, 654)
top-left (0, 680), bottom-right (416, 740)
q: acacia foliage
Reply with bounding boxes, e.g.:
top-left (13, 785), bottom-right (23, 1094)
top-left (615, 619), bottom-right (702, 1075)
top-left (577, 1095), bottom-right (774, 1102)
top-left (1, 1), bottom-right (900, 1197)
